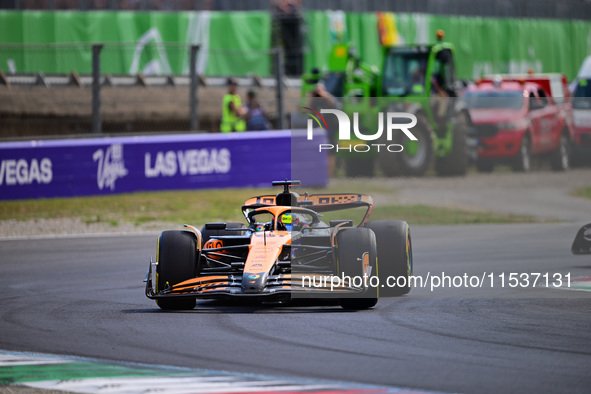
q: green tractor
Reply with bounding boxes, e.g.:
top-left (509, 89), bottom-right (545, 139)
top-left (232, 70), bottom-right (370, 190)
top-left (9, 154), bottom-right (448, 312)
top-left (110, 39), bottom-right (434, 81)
top-left (301, 31), bottom-right (473, 177)
top-left (301, 43), bottom-right (380, 177)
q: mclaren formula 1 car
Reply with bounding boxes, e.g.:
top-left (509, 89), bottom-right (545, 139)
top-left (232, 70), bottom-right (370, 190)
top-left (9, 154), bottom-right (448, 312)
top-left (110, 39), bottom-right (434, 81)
top-left (145, 180), bottom-right (413, 310)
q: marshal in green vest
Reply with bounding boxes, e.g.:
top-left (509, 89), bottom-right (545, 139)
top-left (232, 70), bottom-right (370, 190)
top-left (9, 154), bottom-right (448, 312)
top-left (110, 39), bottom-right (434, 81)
top-left (221, 94), bottom-right (246, 133)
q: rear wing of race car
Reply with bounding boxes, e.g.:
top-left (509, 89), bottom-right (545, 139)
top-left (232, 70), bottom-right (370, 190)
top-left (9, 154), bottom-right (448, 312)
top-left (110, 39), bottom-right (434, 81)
top-left (242, 193), bottom-right (375, 225)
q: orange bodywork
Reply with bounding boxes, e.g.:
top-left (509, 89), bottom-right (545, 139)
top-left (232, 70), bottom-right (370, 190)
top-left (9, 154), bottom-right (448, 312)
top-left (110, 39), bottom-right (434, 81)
top-left (245, 231), bottom-right (291, 275)
top-left (204, 239), bottom-right (225, 260)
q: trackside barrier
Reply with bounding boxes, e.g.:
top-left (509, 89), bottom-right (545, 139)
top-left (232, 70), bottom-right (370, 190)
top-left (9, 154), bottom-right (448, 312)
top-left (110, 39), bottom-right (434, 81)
top-left (0, 130), bottom-right (328, 200)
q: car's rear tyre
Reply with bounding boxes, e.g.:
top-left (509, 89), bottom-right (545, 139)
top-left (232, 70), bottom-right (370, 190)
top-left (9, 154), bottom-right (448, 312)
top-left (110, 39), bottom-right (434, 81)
top-left (550, 133), bottom-right (569, 172)
top-left (512, 135), bottom-right (531, 172)
top-left (378, 113), bottom-right (433, 177)
top-left (335, 228), bottom-right (378, 310)
top-left (435, 112), bottom-right (469, 177)
top-left (156, 230), bottom-right (198, 310)
top-left (364, 220), bottom-right (412, 296)
top-left (200, 222), bottom-right (247, 247)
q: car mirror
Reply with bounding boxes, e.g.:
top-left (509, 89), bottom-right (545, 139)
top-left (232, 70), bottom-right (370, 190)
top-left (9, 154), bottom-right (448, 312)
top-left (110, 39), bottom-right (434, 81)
top-left (205, 223), bottom-right (226, 230)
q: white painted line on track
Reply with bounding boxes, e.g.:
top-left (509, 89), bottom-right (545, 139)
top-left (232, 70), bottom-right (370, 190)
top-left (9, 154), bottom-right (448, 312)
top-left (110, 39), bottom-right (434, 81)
top-left (0, 353), bottom-right (73, 366)
top-left (0, 349), bottom-right (445, 394)
top-left (27, 377), bottom-right (333, 394)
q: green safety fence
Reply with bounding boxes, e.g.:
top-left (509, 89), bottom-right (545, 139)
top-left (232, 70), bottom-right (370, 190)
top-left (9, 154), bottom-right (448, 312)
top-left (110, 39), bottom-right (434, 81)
top-left (0, 11), bottom-right (271, 76)
top-left (303, 11), bottom-right (591, 81)
top-left (0, 10), bottom-right (589, 80)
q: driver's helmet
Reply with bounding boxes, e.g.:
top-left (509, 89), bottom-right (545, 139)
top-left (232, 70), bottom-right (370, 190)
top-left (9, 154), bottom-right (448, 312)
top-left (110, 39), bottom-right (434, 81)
top-left (278, 213), bottom-right (297, 231)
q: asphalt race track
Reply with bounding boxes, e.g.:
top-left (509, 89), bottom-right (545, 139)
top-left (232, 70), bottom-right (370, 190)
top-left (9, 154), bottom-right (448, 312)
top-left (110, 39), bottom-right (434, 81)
top-left (1, 223), bottom-right (590, 394)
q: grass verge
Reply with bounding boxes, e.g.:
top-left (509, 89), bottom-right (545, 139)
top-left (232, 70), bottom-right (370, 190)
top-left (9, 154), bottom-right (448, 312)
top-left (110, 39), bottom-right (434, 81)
top-left (0, 186), bottom-right (543, 227)
top-left (371, 205), bottom-right (541, 225)
top-left (572, 187), bottom-right (591, 200)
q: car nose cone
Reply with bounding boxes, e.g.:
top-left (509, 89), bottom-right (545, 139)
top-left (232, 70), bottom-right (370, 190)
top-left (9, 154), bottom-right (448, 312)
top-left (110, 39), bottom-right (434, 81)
top-left (242, 273), bottom-right (268, 293)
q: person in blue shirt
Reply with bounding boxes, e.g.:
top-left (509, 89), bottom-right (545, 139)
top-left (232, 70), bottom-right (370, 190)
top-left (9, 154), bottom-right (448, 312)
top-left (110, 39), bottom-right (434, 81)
top-left (245, 90), bottom-right (271, 131)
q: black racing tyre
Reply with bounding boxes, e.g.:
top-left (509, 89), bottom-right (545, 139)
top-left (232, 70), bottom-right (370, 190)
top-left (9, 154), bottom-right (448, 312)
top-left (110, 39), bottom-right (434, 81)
top-left (550, 133), bottom-right (570, 172)
top-left (156, 230), bottom-right (199, 310)
top-left (344, 157), bottom-right (375, 178)
top-left (335, 228), bottom-right (378, 310)
top-left (200, 222), bottom-right (247, 247)
top-left (378, 113), bottom-right (434, 177)
top-left (435, 112), bottom-right (468, 177)
top-left (476, 159), bottom-right (494, 173)
top-left (512, 135), bottom-right (531, 172)
top-left (364, 220), bottom-right (412, 297)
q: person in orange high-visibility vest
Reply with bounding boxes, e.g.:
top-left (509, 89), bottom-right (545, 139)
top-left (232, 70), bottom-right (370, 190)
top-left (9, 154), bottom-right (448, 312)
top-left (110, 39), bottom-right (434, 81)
top-left (220, 77), bottom-right (246, 132)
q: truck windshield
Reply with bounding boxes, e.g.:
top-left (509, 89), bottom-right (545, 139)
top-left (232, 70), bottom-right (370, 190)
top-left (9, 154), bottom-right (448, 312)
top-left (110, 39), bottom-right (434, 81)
top-left (462, 91), bottom-right (524, 110)
top-left (383, 50), bottom-right (429, 96)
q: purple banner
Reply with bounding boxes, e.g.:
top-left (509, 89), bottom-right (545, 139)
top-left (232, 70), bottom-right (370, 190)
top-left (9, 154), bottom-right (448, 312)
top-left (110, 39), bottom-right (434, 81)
top-left (0, 130), bottom-right (328, 200)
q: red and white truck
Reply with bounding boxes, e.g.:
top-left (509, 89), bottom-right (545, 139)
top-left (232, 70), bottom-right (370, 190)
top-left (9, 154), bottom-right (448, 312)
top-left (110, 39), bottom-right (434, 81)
top-left (462, 74), bottom-right (574, 172)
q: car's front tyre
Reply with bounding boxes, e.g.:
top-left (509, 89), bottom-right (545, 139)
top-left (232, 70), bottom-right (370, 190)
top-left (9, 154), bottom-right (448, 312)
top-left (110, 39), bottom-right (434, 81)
top-left (364, 220), bottom-right (412, 296)
top-left (155, 230), bottom-right (198, 310)
top-left (334, 228), bottom-right (379, 310)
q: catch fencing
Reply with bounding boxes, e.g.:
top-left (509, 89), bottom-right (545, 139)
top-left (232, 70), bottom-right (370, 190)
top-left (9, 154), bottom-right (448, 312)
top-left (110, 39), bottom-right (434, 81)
top-left (0, 42), bottom-right (290, 136)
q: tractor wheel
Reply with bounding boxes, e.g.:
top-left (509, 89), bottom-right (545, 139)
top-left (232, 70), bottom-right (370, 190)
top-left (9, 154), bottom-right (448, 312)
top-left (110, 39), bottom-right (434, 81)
top-left (378, 113), bottom-right (433, 177)
top-left (476, 159), bottom-right (494, 173)
top-left (435, 112), bottom-right (468, 176)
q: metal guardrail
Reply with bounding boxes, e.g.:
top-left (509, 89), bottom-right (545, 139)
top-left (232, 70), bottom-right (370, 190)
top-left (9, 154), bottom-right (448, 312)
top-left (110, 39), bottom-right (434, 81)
top-left (0, 72), bottom-right (301, 89)
top-left (2, 0), bottom-right (591, 20)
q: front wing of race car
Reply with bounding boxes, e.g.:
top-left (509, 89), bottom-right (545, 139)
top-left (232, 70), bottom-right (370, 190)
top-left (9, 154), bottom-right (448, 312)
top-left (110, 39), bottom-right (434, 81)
top-left (145, 266), bottom-right (366, 302)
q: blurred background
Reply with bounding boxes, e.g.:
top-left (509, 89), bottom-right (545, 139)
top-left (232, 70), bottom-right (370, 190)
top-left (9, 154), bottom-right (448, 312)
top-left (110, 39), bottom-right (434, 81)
top-left (1, 0), bottom-right (590, 137)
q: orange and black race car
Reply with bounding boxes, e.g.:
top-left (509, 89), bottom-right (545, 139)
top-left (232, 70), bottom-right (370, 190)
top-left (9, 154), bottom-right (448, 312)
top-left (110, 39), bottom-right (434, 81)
top-left (145, 180), bottom-right (413, 310)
